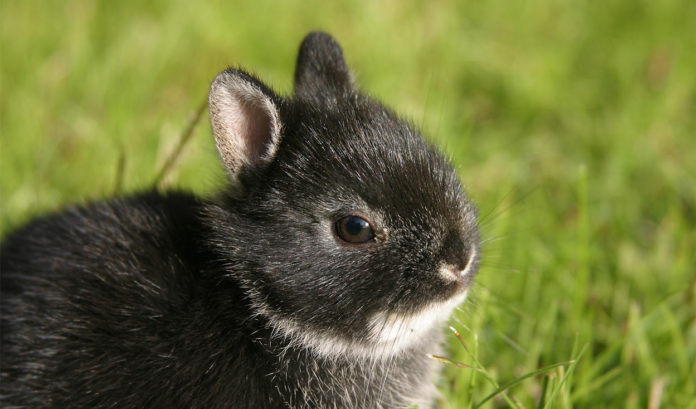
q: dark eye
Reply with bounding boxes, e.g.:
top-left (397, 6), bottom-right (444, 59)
top-left (335, 216), bottom-right (375, 244)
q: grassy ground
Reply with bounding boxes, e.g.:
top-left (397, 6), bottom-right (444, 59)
top-left (1, 1), bottom-right (695, 407)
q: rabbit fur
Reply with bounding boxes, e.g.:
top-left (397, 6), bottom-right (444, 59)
top-left (0, 32), bottom-right (480, 409)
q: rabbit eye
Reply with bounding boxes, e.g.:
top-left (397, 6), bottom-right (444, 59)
top-left (335, 216), bottom-right (375, 244)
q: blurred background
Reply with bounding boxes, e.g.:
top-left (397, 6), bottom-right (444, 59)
top-left (1, 0), bottom-right (694, 407)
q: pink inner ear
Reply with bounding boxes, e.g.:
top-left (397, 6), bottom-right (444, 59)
top-left (239, 99), bottom-right (274, 164)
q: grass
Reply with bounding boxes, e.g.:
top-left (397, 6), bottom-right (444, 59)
top-left (1, 0), bottom-right (695, 407)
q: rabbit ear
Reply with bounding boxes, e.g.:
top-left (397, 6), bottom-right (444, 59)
top-left (294, 32), bottom-right (354, 102)
top-left (209, 69), bottom-right (282, 181)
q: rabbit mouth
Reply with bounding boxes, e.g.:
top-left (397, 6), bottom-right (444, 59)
top-left (257, 249), bottom-right (478, 361)
top-left (366, 289), bottom-right (469, 346)
top-left (260, 279), bottom-right (470, 360)
top-left (358, 246), bottom-right (478, 354)
top-left (263, 288), bottom-right (467, 361)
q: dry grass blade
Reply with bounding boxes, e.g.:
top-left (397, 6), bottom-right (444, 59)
top-left (153, 96), bottom-right (208, 188)
top-left (112, 147), bottom-right (126, 195)
top-left (428, 354), bottom-right (484, 372)
top-left (648, 377), bottom-right (667, 409)
top-left (449, 325), bottom-right (470, 353)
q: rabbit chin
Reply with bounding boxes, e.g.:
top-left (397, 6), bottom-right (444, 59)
top-left (261, 290), bottom-right (468, 361)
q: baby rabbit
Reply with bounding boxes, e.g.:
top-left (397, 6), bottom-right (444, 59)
top-left (0, 32), bottom-right (480, 409)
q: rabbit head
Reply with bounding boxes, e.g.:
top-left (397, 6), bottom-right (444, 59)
top-left (206, 32), bottom-right (480, 359)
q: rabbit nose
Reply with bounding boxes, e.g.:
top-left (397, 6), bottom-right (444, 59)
top-left (438, 230), bottom-right (475, 281)
top-left (439, 249), bottom-right (476, 281)
top-left (441, 230), bottom-right (469, 268)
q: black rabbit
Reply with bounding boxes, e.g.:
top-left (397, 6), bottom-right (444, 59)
top-left (0, 32), bottom-right (480, 409)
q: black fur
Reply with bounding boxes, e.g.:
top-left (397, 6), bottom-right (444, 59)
top-left (1, 32), bottom-right (480, 408)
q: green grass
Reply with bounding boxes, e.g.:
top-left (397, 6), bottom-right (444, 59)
top-left (2, 1), bottom-right (695, 407)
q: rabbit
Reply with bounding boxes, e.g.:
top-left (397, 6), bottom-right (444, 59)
top-left (0, 32), bottom-right (480, 409)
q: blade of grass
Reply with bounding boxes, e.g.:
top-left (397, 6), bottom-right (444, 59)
top-left (428, 354), bottom-right (484, 372)
top-left (152, 96), bottom-right (208, 188)
top-left (543, 344), bottom-right (588, 409)
top-left (570, 366), bottom-right (622, 402)
top-left (537, 375), bottom-right (550, 409)
top-left (467, 333), bottom-right (479, 409)
top-left (473, 360), bottom-right (575, 409)
top-left (112, 146), bottom-right (126, 195)
top-left (449, 326), bottom-right (522, 409)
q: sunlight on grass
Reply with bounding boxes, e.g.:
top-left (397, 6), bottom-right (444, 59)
top-left (1, 0), bottom-right (694, 407)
